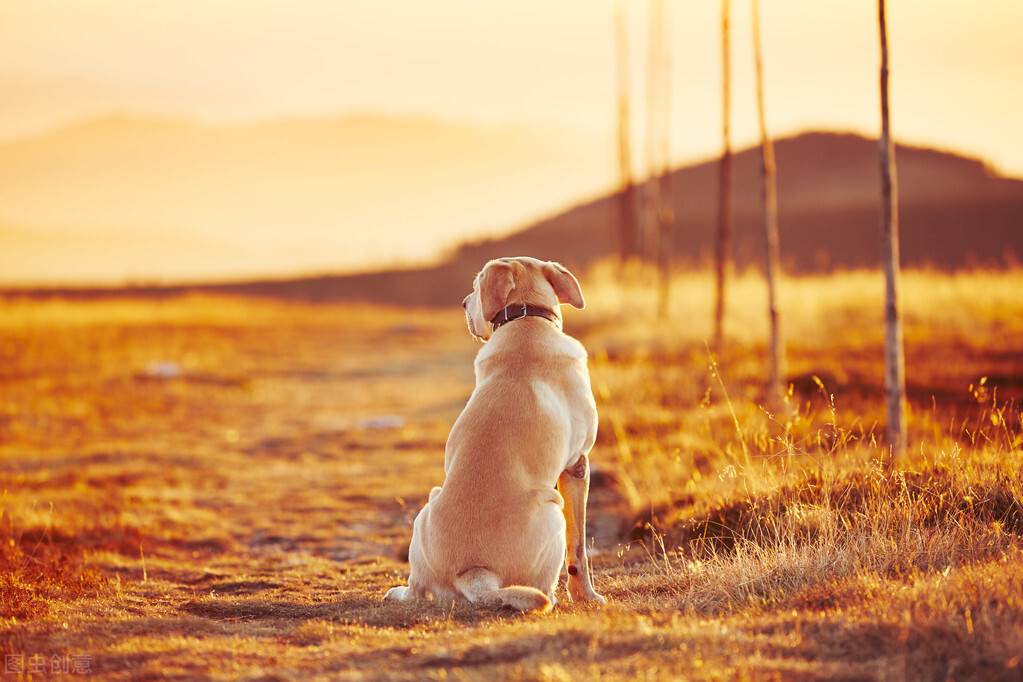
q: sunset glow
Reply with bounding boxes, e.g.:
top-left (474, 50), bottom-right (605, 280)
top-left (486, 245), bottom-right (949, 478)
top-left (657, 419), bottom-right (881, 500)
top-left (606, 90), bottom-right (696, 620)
top-left (1, 0), bottom-right (1021, 281)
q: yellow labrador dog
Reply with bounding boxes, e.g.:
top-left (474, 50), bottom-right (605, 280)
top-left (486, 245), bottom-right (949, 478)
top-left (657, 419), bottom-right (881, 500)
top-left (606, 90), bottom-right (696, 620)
top-left (385, 257), bottom-right (605, 612)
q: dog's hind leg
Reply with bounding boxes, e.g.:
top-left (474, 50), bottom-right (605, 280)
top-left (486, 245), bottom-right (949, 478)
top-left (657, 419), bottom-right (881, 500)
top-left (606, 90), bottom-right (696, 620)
top-left (453, 567), bottom-right (552, 613)
top-left (557, 455), bottom-right (606, 604)
top-left (384, 496), bottom-right (436, 603)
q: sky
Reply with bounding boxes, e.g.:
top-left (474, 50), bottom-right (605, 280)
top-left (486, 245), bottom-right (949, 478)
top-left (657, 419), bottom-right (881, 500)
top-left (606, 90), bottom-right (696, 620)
top-left (0, 0), bottom-right (1021, 282)
top-left (2, 0), bottom-right (1021, 174)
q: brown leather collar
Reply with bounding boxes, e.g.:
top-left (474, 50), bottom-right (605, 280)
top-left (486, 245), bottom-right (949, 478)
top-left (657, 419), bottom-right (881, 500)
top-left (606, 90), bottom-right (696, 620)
top-left (490, 303), bottom-right (560, 331)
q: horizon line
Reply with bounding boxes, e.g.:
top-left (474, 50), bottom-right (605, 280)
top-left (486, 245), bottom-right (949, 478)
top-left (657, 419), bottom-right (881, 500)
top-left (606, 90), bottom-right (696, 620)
top-left (0, 109), bottom-right (1013, 180)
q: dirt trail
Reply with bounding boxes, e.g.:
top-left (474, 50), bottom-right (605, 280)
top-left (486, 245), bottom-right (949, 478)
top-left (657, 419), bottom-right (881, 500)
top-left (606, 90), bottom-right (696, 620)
top-left (1, 299), bottom-right (634, 679)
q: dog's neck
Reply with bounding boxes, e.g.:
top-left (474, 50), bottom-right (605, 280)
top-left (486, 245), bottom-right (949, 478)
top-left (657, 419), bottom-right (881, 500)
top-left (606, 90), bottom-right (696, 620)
top-left (489, 303), bottom-right (561, 332)
top-left (475, 304), bottom-right (586, 378)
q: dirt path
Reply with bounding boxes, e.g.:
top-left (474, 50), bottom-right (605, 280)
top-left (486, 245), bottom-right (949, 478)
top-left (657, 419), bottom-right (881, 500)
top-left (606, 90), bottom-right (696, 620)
top-left (1, 299), bottom-right (637, 679)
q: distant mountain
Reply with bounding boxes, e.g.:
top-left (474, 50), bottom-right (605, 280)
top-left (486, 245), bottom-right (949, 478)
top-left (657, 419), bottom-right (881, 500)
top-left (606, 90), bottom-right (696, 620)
top-left (452, 131), bottom-right (1023, 273)
top-left (0, 113), bottom-right (610, 284)
top-left (5, 132), bottom-right (1022, 304)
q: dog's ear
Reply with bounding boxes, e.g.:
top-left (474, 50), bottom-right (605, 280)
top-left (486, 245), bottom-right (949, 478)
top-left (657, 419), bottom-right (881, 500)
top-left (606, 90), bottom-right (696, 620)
top-left (544, 261), bottom-right (585, 309)
top-left (480, 260), bottom-right (518, 321)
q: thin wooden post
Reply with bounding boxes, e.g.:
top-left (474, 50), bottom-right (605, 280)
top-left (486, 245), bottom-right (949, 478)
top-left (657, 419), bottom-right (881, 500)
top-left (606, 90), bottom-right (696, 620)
top-left (878, 0), bottom-right (907, 454)
top-left (614, 0), bottom-right (638, 260)
top-left (752, 0), bottom-right (785, 404)
top-left (713, 0), bottom-right (732, 351)
top-left (655, 0), bottom-right (674, 319)
top-left (643, 0), bottom-right (664, 264)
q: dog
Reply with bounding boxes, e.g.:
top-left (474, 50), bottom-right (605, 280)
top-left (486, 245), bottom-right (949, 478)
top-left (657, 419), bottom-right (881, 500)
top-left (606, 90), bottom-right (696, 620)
top-left (384, 257), bottom-right (606, 612)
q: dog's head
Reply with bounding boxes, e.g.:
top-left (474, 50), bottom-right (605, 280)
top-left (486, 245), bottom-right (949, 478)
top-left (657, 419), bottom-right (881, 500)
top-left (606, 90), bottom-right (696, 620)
top-left (462, 257), bottom-right (585, 342)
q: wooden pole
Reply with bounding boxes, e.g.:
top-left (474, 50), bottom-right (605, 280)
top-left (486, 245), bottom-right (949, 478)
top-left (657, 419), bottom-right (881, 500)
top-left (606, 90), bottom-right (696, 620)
top-left (655, 0), bottom-right (674, 319)
top-left (752, 0), bottom-right (785, 404)
top-left (614, 0), bottom-right (638, 260)
top-left (878, 0), bottom-right (907, 454)
top-left (713, 0), bottom-right (732, 351)
top-left (643, 0), bottom-right (663, 263)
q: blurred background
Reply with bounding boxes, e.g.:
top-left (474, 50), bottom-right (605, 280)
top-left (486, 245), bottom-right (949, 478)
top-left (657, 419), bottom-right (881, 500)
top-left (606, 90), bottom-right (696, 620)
top-left (1, 0), bottom-right (1021, 288)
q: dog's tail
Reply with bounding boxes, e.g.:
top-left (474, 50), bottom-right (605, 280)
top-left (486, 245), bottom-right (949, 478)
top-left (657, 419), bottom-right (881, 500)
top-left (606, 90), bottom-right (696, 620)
top-left (453, 567), bottom-right (552, 613)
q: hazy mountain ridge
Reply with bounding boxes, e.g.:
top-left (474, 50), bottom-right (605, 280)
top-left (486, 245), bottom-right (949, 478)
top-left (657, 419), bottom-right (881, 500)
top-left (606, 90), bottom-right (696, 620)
top-left (0, 113), bottom-right (611, 283)
top-left (3, 130), bottom-right (1021, 301)
top-left (446, 132), bottom-right (1023, 273)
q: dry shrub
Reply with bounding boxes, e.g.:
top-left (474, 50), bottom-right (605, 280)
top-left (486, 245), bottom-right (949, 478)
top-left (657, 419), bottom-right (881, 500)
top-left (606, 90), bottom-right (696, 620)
top-left (618, 436), bottom-right (1022, 617)
top-left (647, 457), bottom-right (1023, 554)
top-left (580, 265), bottom-right (1023, 635)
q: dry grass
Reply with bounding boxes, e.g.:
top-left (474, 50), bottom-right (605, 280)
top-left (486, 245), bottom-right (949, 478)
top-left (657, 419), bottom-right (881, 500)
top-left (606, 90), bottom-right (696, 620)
top-left (0, 513), bottom-right (107, 620)
top-left (1, 268), bottom-right (1022, 680)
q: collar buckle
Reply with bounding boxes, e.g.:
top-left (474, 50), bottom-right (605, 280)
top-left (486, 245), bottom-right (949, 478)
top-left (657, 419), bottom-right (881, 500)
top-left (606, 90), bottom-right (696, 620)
top-left (490, 303), bottom-right (559, 331)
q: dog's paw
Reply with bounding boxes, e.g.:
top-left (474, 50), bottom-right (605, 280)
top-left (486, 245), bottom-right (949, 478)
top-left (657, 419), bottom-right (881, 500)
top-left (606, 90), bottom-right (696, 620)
top-left (384, 586), bottom-right (409, 602)
top-left (568, 584), bottom-right (607, 605)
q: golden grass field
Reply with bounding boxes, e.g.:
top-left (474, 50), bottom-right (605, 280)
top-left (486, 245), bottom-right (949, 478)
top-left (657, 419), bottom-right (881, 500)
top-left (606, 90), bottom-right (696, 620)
top-left (2, 267), bottom-right (1022, 680)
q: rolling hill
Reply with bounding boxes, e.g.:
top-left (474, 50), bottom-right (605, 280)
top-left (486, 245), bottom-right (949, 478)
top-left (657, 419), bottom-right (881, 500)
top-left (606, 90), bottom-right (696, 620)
top-left (455, 131), bottom-right (1023, 273)
top-left (4, 131), bottom-right (1022, 304)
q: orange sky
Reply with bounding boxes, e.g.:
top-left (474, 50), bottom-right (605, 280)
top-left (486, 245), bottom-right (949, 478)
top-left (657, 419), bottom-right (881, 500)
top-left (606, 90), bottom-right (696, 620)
top-left (1, 1), bottom-right (1021, 283)
top-left (2, 0), bottom-right (1021, 175)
